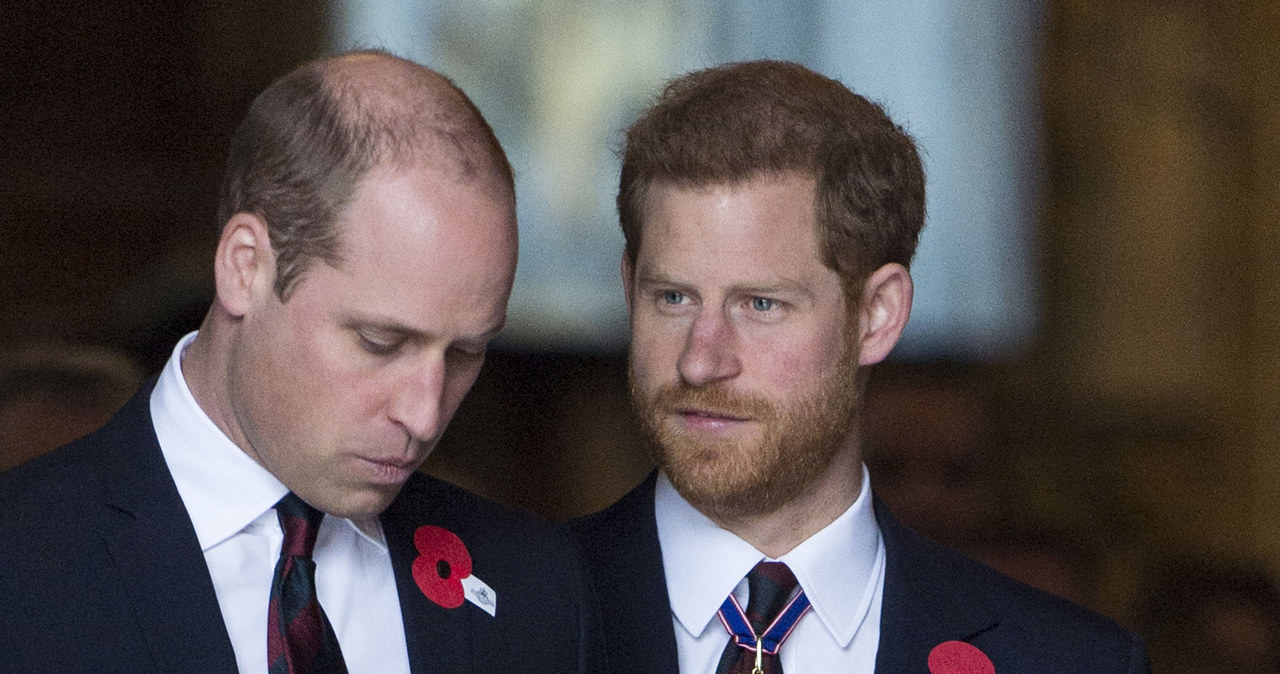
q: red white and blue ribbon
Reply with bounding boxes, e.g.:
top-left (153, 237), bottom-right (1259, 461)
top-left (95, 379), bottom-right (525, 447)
top-left (717, 588), bottom-right (812, 655)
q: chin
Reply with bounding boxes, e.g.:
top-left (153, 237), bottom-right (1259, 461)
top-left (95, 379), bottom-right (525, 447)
top-left (672, 476), bottom-right (780, 520)
top-left (327, 489), bottom-right (402, 519)
top-left (665, 455), bottom-right (764, 511)
top-left (663, 440), bottom-right (816, 520)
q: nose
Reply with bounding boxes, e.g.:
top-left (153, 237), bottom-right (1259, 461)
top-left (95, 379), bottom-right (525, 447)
top-left (387, 355), bottom-right (447, 445)
top-left (676, 308), bottom-right (741, 387)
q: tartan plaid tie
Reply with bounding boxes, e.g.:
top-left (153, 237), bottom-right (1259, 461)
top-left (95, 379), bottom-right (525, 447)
top-left (716, 562), bottom-right (803, 674)
top-left (267, 493), bottom-right (348, 674)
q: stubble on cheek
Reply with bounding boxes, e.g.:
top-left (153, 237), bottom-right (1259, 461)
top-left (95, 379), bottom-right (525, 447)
top-left (630, 375), bottom-right (776, 516)
top-left (629, 348), bottom-right (861, 521)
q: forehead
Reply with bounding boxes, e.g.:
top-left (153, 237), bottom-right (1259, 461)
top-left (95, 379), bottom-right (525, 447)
top-left (341, 161), bottom-right (514, 242)
top-left (320, 163), bottom-right (516, 331)
top-left (636, 174), bottom-right (826, 278)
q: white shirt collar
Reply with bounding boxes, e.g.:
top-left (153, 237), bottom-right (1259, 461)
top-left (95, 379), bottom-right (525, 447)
top-left (150, 332), bottom-right (385, 551)
top-left (655, 466), bottom-right (882, 647)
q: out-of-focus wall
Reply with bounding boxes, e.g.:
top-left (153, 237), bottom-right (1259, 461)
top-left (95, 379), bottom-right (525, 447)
top-left (0, 2), bottom-right (327, 370)
top-left (1241, 0), bottom-right (1280, 589)
top-left (1030, 0), bottom-right (1280, 616)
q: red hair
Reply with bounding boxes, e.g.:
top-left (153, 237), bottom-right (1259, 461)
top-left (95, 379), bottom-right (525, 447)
top-left (618, 60), bottom-right (925, 290)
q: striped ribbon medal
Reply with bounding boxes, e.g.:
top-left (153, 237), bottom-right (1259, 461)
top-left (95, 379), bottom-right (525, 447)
top-left (716, 588), bottom-right (812, 674)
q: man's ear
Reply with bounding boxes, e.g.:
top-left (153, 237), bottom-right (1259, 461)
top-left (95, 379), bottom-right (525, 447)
top-left (856, 263), bottom-right (913, 366)
top-left (620, 253), bottom-right (634, 316)
top-left (213, 212), bottom-right (275, 318)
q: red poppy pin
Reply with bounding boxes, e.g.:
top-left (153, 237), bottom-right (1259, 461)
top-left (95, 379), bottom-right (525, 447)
top-left (928, 641), bottom-right (995, 674)
top-left (412, 525), bottom-right (497, 616)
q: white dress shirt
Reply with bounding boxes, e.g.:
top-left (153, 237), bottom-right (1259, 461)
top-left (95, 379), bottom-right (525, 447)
top-left (655, 468), bottom-right (885, 672)
top-left (150, 333), bottom-right (412, 674)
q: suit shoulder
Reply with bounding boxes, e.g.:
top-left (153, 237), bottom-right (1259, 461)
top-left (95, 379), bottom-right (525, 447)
top-left (0, 382), bottom-right (153, 514)
top-left (392, 472), bottom-right (543, 522)
top-left (881, 509), bottom-right (1145, 668)
top-left (564, 473), bottom-right (655, 550)
top-left (387, 473), bottom-right (573, 552)
top-left (950, 543), bottom-right (1132, 635)
top-left (564, 491), bottom-right (629, 540)
top-left (965, 559), bottom-right (1148, 671)
top-left (0, 433), bottom-right (107, 517)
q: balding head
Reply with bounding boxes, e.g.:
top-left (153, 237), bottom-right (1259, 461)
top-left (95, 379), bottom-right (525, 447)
top-left (217, 50), bottom-right (514, 300)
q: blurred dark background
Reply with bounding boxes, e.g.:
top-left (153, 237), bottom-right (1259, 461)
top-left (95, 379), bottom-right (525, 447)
top-left (2, 3), bottom-right (1278, 670)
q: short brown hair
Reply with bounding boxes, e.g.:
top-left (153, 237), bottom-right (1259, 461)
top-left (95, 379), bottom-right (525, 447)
top-left (618, 60), bottom-right (925, 290)
top-left (217, 50), bottom-right (514, 300)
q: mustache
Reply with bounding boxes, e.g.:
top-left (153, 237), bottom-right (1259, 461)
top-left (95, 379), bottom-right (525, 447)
top-left (646, 383), bottom-right (776, 421)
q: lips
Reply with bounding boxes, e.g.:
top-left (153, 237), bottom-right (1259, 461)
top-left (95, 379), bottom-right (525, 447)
top-left (677, 407), bottom-right (750, 422)
top-left (354, 455), bottom-right (418, 484)
top-left (645, 384), bottom-right (776, 436)
top-left (674, 407), bottom-right (757, 435)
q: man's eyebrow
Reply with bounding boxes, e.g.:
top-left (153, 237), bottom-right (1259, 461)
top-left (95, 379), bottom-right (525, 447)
top-left (635, 270), bottom-right (811, 295)
top-left (340, 316), bottom-right (417, 336)
top-left (731, 278), bottom-right (810, 296)
top-left (633, 269), bottom-right (681, 287)
top-left (340, 315), bottom-right (507, 343)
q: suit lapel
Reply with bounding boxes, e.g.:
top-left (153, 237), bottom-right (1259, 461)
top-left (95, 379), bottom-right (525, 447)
top-left (383, 477), bottom-right (471, 674)
top-left (95, 386), bottom-right (239, 671)
top-left (574, 472), bottom-right (680, 673)
top-left (873, 499), bottom-right (997, 673)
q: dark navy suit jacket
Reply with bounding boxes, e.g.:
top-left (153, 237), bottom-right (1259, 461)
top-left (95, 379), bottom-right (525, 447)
top-left (567, 473), bottom-right (1149, 673)
top-left (0, 383), bottom-right (602, 673)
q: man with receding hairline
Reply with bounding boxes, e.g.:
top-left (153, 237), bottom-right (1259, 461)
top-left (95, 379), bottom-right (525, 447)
top-left (569, 60), bottom-right (1147, 673)
top-left (0, 51), bottom-right (600, 673)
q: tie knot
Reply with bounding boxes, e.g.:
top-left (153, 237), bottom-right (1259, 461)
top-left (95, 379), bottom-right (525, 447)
top-left (275, 493), bottom-right (324, 559)
top-left (715, 561), bottom-right (809, 673)
top-left (745, 561), bottom-right (799, 632)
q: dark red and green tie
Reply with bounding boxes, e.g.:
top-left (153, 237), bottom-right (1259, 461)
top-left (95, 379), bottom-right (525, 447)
top-left (267, 493), bottom-right (348, 674)
top-left (715, 561), bottom-right (810, 674)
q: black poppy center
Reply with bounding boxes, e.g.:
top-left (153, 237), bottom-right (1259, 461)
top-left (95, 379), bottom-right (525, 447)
top-left (437, 559), bottom-right (451, 579)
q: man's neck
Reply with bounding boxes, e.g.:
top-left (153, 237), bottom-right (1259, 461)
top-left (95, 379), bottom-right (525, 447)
top-left (180, 319), bottom-right (244, 453)
top-left (700, 451), bottom-right (864, 559)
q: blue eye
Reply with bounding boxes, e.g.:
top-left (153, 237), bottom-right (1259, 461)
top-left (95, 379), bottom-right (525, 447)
top-left (662, 290), bottom-right (685, 305)
top-left (750, 297), bottom-right (777, 311)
